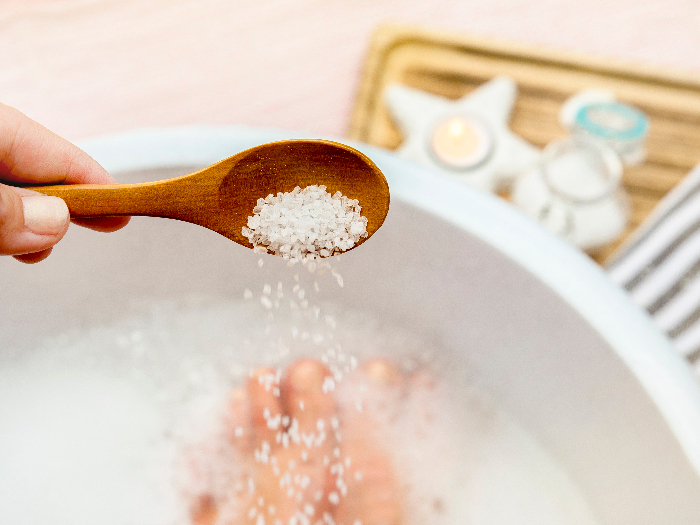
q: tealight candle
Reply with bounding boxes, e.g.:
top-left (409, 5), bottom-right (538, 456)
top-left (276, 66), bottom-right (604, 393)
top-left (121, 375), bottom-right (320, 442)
top-left (429, 116), bottom-right (493, 169)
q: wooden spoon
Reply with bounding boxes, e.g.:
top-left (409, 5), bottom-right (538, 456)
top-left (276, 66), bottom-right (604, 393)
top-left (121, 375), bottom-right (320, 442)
top-left (29, 139), bottom-right (390, 252)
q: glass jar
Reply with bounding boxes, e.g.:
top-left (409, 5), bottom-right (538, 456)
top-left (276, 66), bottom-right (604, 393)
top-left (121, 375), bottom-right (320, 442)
top-left (511, 136), bottom-right (629, 253)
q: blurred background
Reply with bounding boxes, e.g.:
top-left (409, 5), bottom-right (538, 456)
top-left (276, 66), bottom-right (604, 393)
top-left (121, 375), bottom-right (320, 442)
top-left (1, 0), bottom-right (700, 141)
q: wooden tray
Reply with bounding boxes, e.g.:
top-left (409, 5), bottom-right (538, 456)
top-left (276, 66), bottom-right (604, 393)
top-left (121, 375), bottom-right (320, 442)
top-left (347, 24), bottom-right (700, 264)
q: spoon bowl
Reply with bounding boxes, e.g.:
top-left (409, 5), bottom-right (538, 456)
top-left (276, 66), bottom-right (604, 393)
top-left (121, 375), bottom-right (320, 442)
top-left (30, 139), bottom-right (390, 251)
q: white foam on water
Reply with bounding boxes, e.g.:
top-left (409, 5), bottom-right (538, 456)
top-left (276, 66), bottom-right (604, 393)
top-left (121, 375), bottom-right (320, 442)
top-left (0, 297), bottom-right (602, 525)
top-left (0, 357), bottom-right (180, 525)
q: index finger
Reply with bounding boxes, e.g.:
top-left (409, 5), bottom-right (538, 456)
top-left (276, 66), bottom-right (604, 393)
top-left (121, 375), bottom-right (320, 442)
top-left (0, 103), bottom-right (115, 186)
top-left (0, 103), bottom-right (129, 233)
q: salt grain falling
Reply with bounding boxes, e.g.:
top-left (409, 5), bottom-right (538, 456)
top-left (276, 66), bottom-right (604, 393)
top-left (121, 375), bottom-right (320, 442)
top-left (244, 289), bottom-right (253, 299)
top-left (242, 185), bottom-right (369, 263)
top-left (331, 269), bottom-right (344, 288)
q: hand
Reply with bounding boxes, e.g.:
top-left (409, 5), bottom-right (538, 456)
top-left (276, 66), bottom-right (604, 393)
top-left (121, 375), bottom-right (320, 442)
top-left (0, 103), bottom-right (129, 263)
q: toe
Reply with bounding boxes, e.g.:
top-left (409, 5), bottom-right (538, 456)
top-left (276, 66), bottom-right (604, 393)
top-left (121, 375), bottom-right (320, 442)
top-left (282, 359), bottom-right (336, 434)
top-left (280, 359), bottom-right (338, 518)
top-left (248, 367), bottom-right (284, 446)
top-left (360, 359), bottom-right (404, 388)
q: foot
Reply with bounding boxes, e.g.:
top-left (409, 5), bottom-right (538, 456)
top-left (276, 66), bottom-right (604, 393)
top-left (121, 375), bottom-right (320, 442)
top-left (333, 360), bottom-right (404, 525)
top-left (191, 360), bottom-right (338, 525)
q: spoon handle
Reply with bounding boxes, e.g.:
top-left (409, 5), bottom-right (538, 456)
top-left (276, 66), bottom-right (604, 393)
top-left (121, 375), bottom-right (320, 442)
top-left (29, 180), bottom-right (201, 219)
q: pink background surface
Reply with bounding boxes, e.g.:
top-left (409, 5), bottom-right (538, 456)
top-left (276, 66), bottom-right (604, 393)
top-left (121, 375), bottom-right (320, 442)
top-left (1, 0), bottom-right (700, 142)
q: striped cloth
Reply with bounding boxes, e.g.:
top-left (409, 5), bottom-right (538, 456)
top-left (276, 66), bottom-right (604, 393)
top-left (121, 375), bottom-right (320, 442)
top-left (607, 164), bottom-right (700, 374)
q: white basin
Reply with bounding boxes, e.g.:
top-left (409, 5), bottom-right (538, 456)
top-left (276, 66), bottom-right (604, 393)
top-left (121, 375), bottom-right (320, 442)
top-left (1, 126), bottom-right (700, 524)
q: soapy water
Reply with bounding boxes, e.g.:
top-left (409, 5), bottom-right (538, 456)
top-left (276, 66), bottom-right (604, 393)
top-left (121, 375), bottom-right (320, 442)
top-left (0, 291), bottom-right (602, 525)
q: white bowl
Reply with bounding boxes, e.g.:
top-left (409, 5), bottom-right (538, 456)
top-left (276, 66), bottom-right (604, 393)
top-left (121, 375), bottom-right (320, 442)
top-left (2, 126), bottom-right (700, 524)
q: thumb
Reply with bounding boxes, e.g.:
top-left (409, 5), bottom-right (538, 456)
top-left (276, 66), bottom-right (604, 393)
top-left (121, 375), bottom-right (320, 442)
top-left (0, 183), bottom-right (70, 262)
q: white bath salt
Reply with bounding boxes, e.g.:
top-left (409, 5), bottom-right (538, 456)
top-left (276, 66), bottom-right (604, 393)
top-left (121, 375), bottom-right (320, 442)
top-left (258, 258), bottom-right (264, 268)
top-left (241, 185), bottom-right (369, 263)
top-left (337, 479), bottom-right (348, 497)
top-left (321, 376), bottom-right (335, 393)
top-left (244, 288), bottom-right (253, 299)
top-left (280, 472), bottom-right (292, 488)
top-left (266, 413), bottom-right (282, 430)
top-left (328, 491), bottom-right (340, 505)
top-left (331, 269), bottom-right (344, 288)
top-left (254, 441), bottom-right (271, 464)
top-left (301, 433), bottom-right (315, 449)
top-left (263, 284), bottom-right (272, 295)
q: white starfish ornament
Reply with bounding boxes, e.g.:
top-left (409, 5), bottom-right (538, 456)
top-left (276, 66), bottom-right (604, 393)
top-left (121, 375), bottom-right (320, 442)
top-left (384, 76), bottom-right (540, 192)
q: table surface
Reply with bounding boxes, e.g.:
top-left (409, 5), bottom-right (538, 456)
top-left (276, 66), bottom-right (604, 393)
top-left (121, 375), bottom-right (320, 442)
top-left (1, 0), bottom-right (700, 145)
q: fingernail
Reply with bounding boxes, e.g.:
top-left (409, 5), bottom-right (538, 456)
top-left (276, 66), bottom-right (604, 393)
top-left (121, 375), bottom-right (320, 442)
top-left (22, 195), bottom-right (69, 235)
